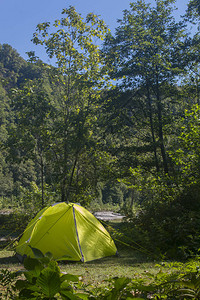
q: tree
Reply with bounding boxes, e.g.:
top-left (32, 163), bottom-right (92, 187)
top-left (103, 0), bottom-right (188, 175)
top-left (0, 43), bottom-right (27, 90)
top-left (182, 0), bottom-right (200, 107)
top-left (169, 104), bottom-right (200, 208)
top-left (31, 6), bottom-right (111, 203)
top-left (0, 44), bottom-right (26, 74)
top-left (7, 80), bottom-right (55, 207)
top-left (0, 81), bottom-right (13, 199)
top-left (186, 0), bottom-right (200, 22)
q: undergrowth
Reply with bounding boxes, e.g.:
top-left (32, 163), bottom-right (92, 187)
top-left (1, 247), bottom-right (200, 299)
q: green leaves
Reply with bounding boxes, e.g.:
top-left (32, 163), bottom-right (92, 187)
top-left (170, 104), bottom-right (200, 184)
top-left (102, 0), bottom-right (188, 177)
top-left (28, 5), bottom-right (114, 203)
top-left (15, 249), bottom-right (87, 299)
top-left (32, 5), bottom-right (110, 83)
top-left (23, 257), bottom-right (43, 277)
top-left (36, 268), bottom-right (61, 297)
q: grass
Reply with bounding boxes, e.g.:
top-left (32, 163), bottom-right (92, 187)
top-left (60, 249), bottom-right (157, 284)
top-left (0, 246), bottom-right (161, 287)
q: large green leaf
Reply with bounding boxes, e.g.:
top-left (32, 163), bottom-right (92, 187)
top-left (29, 246), bottom-right (45, 258)
top-left (126, 298), bottom-right (144, 300)
top-left (36, 268), bottom-right (61, 297)
top-left (114, 277), bottom-right (131, 290)
top-left (48, 260), bottom-right (60, 272)
top-left (45, 251), bottom-right (53, 260)
top-left (75, 293), bottom-right (89, 300)
top-left (15, 279), bottom-right (31, 290)
top-left (19, 288), bottom-right (37, 299)
top-left (61, 273), bottom-right (79, 283)
top-left (60, 290), bottom-right (81, 299)
top-left (23, 257), bottom-right (43, 278)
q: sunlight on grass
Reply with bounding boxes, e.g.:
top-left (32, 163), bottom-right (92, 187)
top-left (58, 248), bottom-right (160, 285)
top-left (0, 248), bottom-right (161, 285)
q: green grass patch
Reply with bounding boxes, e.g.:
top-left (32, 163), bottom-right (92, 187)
top-left (0, 247), bottom-right (160, 284)
top-left (59, 248), bottom-right (158, 285)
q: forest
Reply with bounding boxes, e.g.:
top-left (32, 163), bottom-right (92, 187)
top-left (0, 0), bottom-right (200, 262)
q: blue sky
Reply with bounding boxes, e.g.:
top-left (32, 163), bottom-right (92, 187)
top-left (0, 0), bottom-right (188, 62)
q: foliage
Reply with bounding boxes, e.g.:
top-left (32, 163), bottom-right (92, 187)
top-left (28, 5), bottom-right (113, 204)
top-left (17, 182), bottom-right (59, 213)
top-left (185, 0), bottom-right (200, 23)
top-left (170, 104), bottom-right (200, 189)
top-left (0, 211), bottom-right (31, 251)
top-left (76, 258), bottom-right (200, 299)
top-left (2, 249), bottom-right (200, 299)
top-left (103, 0), bottom-right (188, 175)
top-left (118, 164), bottom-right (200, 259)
top-left (14, 247), bottom-right (88, 299)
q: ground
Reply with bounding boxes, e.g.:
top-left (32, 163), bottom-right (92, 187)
top-left (0, 248), bottom-right (157, 285)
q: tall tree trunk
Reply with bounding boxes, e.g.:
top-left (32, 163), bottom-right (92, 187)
top-left (130, 188), bottom-right (135, 209)
top-left (65, 153), bottom-right (79, 202)
top-left (155, 71), bottom-right (168, 174)
top-left (40, 154), bottom-right (44, 207)
top-left (146, 82), bottom-right (160, 173)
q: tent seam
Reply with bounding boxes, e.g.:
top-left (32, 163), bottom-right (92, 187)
top-left (72, 205), bottom-right (84, 262)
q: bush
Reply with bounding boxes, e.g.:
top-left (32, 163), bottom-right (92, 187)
top-left (120, 200), bottom-right (200, 260)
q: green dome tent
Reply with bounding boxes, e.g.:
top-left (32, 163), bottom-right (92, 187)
top-left (16, 202), bottom-right (117, 262)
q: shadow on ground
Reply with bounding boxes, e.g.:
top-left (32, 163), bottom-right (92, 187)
top-left (0, 254), bottom-right (18, 265)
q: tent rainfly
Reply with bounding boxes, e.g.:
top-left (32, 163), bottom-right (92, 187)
top-left (16, 202), bottom-right (117, 262)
